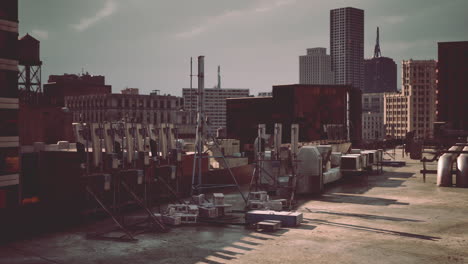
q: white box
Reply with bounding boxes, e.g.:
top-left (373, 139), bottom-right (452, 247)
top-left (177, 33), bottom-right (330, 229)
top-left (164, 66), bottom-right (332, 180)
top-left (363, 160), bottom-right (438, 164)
top-left (199, 207), bottom-right (218, 218)
top-left (162, 215), bottom-right (181, 226)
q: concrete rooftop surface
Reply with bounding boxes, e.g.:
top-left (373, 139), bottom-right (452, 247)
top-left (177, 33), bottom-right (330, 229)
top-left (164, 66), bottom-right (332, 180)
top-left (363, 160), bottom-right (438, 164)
top-left (1, 150), bottom-right (467, 264)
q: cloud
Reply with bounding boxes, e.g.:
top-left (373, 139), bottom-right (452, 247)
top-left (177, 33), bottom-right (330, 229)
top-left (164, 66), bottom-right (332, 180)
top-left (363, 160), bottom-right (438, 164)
top-left (175, 0), bottom-right (297, 39)
top-left (72, 0), bottom-right (117, 32)
top-left (31, 29), bottom-right (49, 40)
top-left (254, 0), bottom-right (297, 13)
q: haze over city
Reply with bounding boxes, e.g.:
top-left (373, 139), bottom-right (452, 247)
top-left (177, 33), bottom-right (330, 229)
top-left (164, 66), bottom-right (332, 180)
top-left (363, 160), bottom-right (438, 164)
top-left (20, 0), bottom-right (468, 95)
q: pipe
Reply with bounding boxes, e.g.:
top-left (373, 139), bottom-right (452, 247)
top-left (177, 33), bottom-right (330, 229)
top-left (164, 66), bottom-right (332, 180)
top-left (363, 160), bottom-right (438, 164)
top-left (456, 146), bottom-right (468, 187)
top-left (437, 146), bottom-right (463, 187)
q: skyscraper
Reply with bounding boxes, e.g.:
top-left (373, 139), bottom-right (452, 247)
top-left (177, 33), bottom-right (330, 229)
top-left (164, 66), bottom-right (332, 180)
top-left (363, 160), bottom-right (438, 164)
top-left (363, 27), bottom-right (397, 93)
top-left (299, 48), bottom-right (334, 84)
top-left (330, 7), bottom-right (364, 90)
top-left (437, 41), bottom-right (468, 131)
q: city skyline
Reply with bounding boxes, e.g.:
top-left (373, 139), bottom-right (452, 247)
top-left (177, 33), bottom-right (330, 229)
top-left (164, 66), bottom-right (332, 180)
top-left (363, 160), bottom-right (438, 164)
top-left (19, 0), bottom-right (468, 95)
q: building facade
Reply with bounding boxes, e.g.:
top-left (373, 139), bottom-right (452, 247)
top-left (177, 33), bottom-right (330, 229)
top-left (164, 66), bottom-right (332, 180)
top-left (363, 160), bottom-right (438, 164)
top-left (384, 60), bottom-right (437, 139)
top-left (364, 57), bottom-right (397, 93)
top-left (65, 90), bottom-right (196, 138)
top-left (227, 84), bottom-right (362, 150)
top-left (66, 90), bottom-right (180, 124)
top-left (257, 92), bottom-right (272, 97)
top-left (437, 41), bottom-right (468, 131)
top-left (44, 73), bottom-right (112, 106)
top-left (299, 48), bottom-right (334, 85)
top-left (0, 0), bottom-right (20, 208)
top-left (330, 7), bottom-right (364, 90)
top-left (362, 93), bottom-right (385, 141)
top-left (182, 87), bottom-right (250, 136)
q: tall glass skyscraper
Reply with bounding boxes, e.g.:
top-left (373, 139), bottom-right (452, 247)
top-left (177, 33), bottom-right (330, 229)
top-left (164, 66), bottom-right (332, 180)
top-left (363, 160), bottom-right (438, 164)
top-left (330, 7), bottom-right (364, 90)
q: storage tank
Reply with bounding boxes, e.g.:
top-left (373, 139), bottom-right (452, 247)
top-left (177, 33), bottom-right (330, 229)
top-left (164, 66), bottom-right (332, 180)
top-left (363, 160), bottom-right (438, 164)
top-left (18, 34), bottom-right (41, 65)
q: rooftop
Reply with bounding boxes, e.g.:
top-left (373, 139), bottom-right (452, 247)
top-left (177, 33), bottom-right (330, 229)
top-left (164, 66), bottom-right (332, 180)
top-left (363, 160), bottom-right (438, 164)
top-left (1, 149), bottom-right (467, 263)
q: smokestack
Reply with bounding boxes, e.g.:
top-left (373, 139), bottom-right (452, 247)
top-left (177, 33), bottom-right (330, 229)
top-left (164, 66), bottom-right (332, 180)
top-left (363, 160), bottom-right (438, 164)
top-left (198, 56), bottom-right (205, 113)
top-left (217, 65), bottom-right (221, 89)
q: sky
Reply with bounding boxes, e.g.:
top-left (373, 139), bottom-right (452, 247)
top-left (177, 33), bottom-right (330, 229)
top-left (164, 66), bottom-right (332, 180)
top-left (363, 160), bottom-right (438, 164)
top-left (19, 0), bottom-right (468, 96)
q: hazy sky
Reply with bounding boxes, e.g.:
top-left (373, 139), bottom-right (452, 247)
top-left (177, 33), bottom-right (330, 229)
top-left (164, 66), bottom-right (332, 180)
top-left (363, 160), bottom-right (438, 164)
top-left (19, 0), bottom-right (468, 96)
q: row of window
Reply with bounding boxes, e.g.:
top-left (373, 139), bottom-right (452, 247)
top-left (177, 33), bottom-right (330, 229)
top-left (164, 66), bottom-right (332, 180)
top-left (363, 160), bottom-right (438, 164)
top-left (66, 98), bottom-right (178, 109)
top-left (74, 110), bottom-right (177, 124)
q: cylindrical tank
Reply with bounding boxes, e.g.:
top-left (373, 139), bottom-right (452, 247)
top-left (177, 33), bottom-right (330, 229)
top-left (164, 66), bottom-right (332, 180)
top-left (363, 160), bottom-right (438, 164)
top-left (437, 146), bottom-right (462, 187)
top-left (456, 146), bottom-right (468, 188)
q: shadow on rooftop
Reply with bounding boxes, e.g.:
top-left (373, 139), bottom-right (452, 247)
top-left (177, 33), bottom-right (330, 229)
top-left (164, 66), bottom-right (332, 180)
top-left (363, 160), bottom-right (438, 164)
top-left (315, 193), bottom-right (409, 206)
top-left (301, 208), bottom-right (423, 222)
top-left (303, 218), bottom-right (440, 241)
top-left (325, 171), bottom-right (415, 195)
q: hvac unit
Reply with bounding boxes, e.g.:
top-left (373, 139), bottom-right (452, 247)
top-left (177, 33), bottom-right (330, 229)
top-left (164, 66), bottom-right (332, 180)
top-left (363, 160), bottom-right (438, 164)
top-left (375, 149), bottom-right (383, 164)
top-left (340, 154), bottom-right (362, 172)
top-left (359, 152), bottom-right (369, 169)
top-left (362, 150), bottom-right (377, 166)
top-left (350, 149), bottom-right (362, 154)
top-left (331, 152), bottom-right (342, 167)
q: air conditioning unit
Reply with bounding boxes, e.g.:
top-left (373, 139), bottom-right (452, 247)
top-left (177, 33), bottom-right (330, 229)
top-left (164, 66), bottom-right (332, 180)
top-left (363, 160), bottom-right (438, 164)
top-left (340, 154), bottom-right (363, 171)
top-left (362, 150), bottom-right (377, 166)
top-left (350, 149), bottom-right (362, 154)
top-left (359, 152), bottom-right (370, 168)
top-left (250, 191), bottom-right (268, 202)
top-left (375, 149), bottom-right (383, 164)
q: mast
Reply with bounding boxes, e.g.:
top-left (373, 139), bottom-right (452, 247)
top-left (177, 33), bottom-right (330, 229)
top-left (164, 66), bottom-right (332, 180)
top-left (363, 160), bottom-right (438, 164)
top-left (374, 27), bottom-right (381, 58)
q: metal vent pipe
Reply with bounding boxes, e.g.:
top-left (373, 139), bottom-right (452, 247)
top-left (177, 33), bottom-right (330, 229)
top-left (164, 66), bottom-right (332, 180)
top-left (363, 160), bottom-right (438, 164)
top-left (456, 146), bottom-right (468, 187)
top-left (437, 145), bottom-right (463, 187)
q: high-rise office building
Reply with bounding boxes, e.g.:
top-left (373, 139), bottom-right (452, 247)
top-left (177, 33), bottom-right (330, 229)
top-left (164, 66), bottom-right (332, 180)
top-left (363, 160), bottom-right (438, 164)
top-left (384, 60), bottom-right (437, 139)
top-left (330, 7), bottom-right (364, 90)
top-left (0, 0), bottom-right (20, 208)
top-left (363, 27), bottom-right (397, 93)
top-left (183, 87), bottom-right (250, 136)
top-left (299, 48), bottom-right (334, 84)
top-left (437, 41), bottom-right (468, 131)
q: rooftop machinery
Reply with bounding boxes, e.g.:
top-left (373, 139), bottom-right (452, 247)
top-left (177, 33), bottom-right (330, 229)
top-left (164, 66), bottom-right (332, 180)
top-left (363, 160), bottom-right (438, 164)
top-left (190, 56), bottom-right (246, 203)
top-left (72, 121), bottom-right (182, 241)
top-left (248, 123), bottom-right (299, 210)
